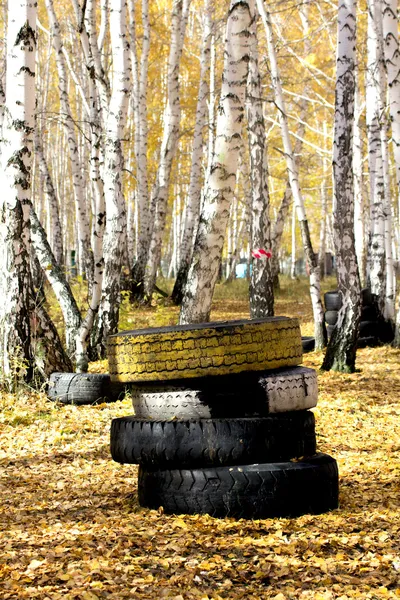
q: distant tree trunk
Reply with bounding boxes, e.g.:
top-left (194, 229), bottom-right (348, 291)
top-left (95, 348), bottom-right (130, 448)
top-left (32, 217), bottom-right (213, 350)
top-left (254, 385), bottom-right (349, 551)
top-left (353, 71), bottom-right (367, 286)
top-left (144, 0), bottom-right (190, 300)
top-left (34, 130), bottom-right (64, 267)
top-left (30, 208), bottom-right (82, 360)
top-left (0, 1), bottom-right (37, 384)
top-left (180, 0), bottom-right (256, 324)
top-left (130, 0), bottom-right (151, 303)
top-left (366, 0), bottom-right (386, 317)
top-left (44, 0), bottom-right (93, 285)
top-left (247, 14), bottom-right (274, 318)
top-left (93, 0), bottom-right (130, 357)
top-left (257, 0), bottom-right (326, 348)
top-left (322, 0), bottom-right (361, 373)
top-left (291, 205), bottom-right (296, 279)
top-left (172, 0), bottom-right (213, 305)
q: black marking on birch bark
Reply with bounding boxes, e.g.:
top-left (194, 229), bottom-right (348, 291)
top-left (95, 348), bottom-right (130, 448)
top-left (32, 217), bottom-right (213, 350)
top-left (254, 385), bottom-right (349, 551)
top-left (15, 22), bottom-right (36, 48)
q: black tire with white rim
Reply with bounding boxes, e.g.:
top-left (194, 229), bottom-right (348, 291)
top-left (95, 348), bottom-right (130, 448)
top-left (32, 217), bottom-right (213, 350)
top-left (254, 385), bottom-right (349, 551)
top-left (129, 366), bottom-right (318, 419)
top-left (138, 453), bottom-right (339, 519)
top-left (110, 412), bottom-right (317, 468)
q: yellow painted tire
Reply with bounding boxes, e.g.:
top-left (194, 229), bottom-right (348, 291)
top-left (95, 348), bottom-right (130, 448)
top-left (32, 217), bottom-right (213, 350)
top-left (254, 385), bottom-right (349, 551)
top-left (107, 317), bottom-right (302, 383)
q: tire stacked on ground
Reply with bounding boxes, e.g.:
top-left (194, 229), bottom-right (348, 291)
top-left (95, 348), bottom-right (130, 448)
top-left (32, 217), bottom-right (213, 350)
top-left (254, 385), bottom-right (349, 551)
top-left (47, 372), bottom-right (124, 405)
top-left (108, 317), bottom-right (339, 519)
top-left (324, 288), bottom-right (393, 347)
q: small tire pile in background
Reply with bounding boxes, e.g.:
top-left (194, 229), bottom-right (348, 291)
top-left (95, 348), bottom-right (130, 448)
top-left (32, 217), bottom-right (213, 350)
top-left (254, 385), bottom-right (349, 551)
top-left (47, 372), bottom-right (123, 405)
top-left (324, 288), bottom-right (394, 347)
top-left (108, 317), bottom-right (339, 519)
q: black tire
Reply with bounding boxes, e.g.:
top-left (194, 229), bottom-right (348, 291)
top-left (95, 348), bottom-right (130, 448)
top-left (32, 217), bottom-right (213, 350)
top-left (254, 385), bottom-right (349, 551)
top-left (324, 310), bottom-right (338, 326)
top-left (377, 320), bottom-right (395, 343)
top-left (361, 287), bottom-right (373, 307)
top-left (361, 305), bottom-right (377, 321)
top-left (107, 317), bottom-right (302, 383)
top-left (138, 453), bottom-right (339, 519)
top-left (357, 336), bottom-right (379, 349)
top-left (129, 366), bottom-right (318, 419)
top-left (110, 412), bottom-right (317, 468)
top-left (324, 291), bottom-right (341, 311)
top-left (359, 320), bottom-right (378, 338)
top-left (47, 372), bottom-right (123, 405)
top-left (301, 336), bottom-right (315, 353)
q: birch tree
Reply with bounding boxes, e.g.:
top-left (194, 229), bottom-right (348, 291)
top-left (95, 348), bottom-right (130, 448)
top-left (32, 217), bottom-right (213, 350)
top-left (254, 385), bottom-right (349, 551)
top-left (143, 0), bottom-right (190, 300)
top-left (247, 13), bottom-right (274, 318)
top-left (0, 1), bottom-right (69, 384)
top-left (322, 0), bottom-right (361, 373)
top-left (0, 1), bottom-right (37, 382)
top-left (180, 0), bottom-right (256, 324)
top-left (129, 0), bottom-right (151, 303)
top-left (256, 0), bottom-right (326, 348)
top-left (44, 0), bottom-right (93, 284)
top-left (93, 0), bottom-right (131, 357)
top-left (171, 0), bottom-right (213, 305)
top-left (366, 0), bottom-right (387, 317)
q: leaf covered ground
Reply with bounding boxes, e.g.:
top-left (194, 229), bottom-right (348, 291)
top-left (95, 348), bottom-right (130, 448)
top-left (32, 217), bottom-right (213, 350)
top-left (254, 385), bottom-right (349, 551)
top-left (1, 280), bottom-right (400, 599)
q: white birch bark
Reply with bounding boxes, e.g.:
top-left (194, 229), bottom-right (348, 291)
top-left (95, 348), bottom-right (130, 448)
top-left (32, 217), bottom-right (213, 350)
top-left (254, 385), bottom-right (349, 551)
top-left (44, 0), bottom-right (93, 284)
top-left (144, 0), bottom-right (190, 299)
top-left (322, 0), bottom-right (361, 373)
top-left (382, 0), bottom-right (400, 223)
top-left (247, 13), bottom-right (274, 318)
top-left (94, 0), bottom-right (130, 356)
top-left (180, 0), bottom-right (256, 324)
top-left (34, 129), bottom-right (64, 266)
top-left (366, 0), bottom-right (386, 316)
top-left (353, 71), bottom-right (367, 285)
top-left (30, 208), bottom-right (82, 358)
top-left (0, 1), bottom-right (36, 382)
top-left (172, 0), bottom-right (213, 304)
top-left (256, 0), bottom-right (326, 348)
top-left (130, 0), bottom-right (151, 302)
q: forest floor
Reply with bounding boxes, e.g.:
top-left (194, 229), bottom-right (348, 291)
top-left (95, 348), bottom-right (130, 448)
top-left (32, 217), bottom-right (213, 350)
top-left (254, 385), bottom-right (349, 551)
top-left (1, 277), bottom-right (400, 599)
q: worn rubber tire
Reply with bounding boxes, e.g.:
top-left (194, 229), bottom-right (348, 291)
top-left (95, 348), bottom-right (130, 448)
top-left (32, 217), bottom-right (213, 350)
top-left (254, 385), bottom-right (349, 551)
top-left (324, 310), bottom-right (338, 326)
top-left (301, 336), bottom-right (315, 353)
top-left (361, 288), bottom-right (373, 307)
top-left (324, 291), bottom-right (341, 311)
top-left (107, 317), bottom-right (302, 383)
top-left (110, 412), bottom-right (317, 468)
top-left (361, 306), bottom-right (377, 321)
top-left (359, 320), bottom-right (378, 338)
top-left (357, 336), bottom-right (379, 349)
top-left (138, 453), bottom-right (339, 519)
top-left (47, 372), bottom-right (123, 405)
top-left (129, 366), bottom-right (318, 418)
top-left (377, 320), bottom-right (395, 343)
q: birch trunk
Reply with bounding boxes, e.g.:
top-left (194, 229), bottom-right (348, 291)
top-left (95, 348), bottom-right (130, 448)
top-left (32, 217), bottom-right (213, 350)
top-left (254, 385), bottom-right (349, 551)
top-left (322, 0), bottom-right (361, 373)
top-left (172, 0), bottom-right (213, 305)
top-left (93, 0), bottom-right (130, 357)
top-left (247, 14), bottom-right (274, 318)
top-left (34, 129), bottom-right (64, 266)
top-left (0, 1), bottom-right (36, 384)
top-left (366, 0), bottom-right (386, 318)
top-left (30, 205), bottom-right (83, 362)
top-left (353, 72), bottom-right (367, 285)
top-left (256, 0), bottom-right (326, 348)
top-left (144, 0), bottom-right (190, 300)
top-left (129, 0), bottom-right (151, 302)
top-left (180, 0), bottom-right (256, 324)
top-left (44, 0), bottom-right (93, 284)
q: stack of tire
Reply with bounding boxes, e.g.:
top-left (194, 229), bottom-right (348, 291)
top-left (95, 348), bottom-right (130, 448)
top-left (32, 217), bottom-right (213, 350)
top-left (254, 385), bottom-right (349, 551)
top-left (324, 288), bottom-right (394, 347)
top-left (108, 317), bottom-right (339, 520)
